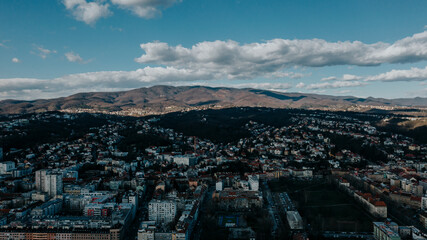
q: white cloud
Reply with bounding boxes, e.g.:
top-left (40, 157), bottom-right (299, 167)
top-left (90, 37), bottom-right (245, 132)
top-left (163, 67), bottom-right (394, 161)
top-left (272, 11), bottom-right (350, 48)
top-left (295, 82), bottom-right (306, 88)
top-left (32, 45), bottom-right (57, 59)
top-left (321, 76), bottom-right (336, 81)
top-left (320, 65), bottom-right (427, 83)
top-left (135, 31), bottom-right (427, 80)
top-left (62, 0), bottom-right (181, 23)
top-left (311, 89), bottom-right (326, 94)
top-left (341, 74), bottom-right (362, 81)
top-left (63, 0), bottom-right (112, 25)
top-left (11, 58), bottom-right (20, 63)
top-left (365, 66), bottom-right (427, 82)
top-left (111, 0), bottom-right (180, 18)
top-left (226, 82), bottom-right (292, 90)
top-left (65, 52), bottom-right (84, 63)
top-left (306, 81), bottom-right (367, 90)
top-left (318, 74), bottom-right (364, 83)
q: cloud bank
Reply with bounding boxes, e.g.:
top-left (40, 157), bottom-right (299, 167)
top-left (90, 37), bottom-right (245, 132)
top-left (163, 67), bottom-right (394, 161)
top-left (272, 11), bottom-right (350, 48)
top-left (320, 65), bottom-right (427, 84)
top-left (135, 31), bottom-right (427, 73)
top-left (365, 66), bottom-right (427, 82)
top-left (3, 31), bottom-right (427, 100)
top-left (306, 81), bottom-right (367, 90)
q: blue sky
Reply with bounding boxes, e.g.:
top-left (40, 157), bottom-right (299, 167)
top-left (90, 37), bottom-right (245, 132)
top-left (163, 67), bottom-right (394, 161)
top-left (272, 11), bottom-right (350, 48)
top-left (1, 0), bottom-right (427, 100)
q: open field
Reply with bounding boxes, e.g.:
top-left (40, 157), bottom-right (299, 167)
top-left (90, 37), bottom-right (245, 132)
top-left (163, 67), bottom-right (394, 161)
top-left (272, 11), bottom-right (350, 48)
top-left (269, 179), bottom-right (374, 233)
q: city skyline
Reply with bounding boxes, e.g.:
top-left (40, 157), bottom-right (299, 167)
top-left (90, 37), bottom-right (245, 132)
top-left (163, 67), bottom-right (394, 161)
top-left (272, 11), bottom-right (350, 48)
top-left (1, 0), bottom-right (427, 100)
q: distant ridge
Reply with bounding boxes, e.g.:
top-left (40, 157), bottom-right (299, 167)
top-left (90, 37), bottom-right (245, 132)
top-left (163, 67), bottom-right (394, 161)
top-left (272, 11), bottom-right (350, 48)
top-left (0, 85), bottom-right (426, 115)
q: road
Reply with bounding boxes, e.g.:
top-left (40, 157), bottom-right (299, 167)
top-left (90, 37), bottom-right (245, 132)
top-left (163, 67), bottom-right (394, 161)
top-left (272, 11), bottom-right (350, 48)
top-left (192, 186), bottom-right (214, 240)
top-left (126, 191), bottom-right (150, 240)
top-left (263, 181), bottom-right (285, 239)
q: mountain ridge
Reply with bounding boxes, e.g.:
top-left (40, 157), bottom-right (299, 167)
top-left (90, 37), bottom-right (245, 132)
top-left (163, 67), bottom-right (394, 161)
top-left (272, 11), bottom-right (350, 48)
top-left (0, 85), bottom-right (426, 115)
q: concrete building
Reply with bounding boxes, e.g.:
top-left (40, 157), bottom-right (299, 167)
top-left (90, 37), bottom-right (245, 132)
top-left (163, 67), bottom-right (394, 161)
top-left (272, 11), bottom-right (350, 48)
top-left (46, 172), bottom-right (63, 197)
top-left (0, 161), bottom-right (15, 174)
top-left (421, 194), bottom-right (427, 210)
top-left (212, 190), bottom-right (262, 210)
top-left (354, 191), bottom-right (387, 218)
top-left (373, 221), bottom-right (401, 240)
top-left (286, 211), bottom-right (303, 230)
top-left (248, 175), bottom-right (259, 191)
top-left (137, 221), bottom-right (156, 240)
top-left (173, 155), bottom-right (197, 166)
top-left (148, 200), bottom-right (177, 224)
top-left (31, 198), bottom-right (63, 217)
top-left (35, 169), bottom-right (48, 192)
top-left (0, 229), bottom-right (121, 240)
top-left (216, 180), bottom-right (223, 191)
top-left (420, 212), bottom-right (427, 229)
top-left (122, 192), bottom-right (138, 208)
top-left (31, 192), bottom-right (49, 202)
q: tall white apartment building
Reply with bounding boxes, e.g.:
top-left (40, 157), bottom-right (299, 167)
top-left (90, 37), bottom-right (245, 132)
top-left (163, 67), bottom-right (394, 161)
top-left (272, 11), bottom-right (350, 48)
top-left (36, 169), bottom-right (63, 197)
top-left (46, 172), bottom-right (63, 197)
top-left (216, 180), bottom-right (223, 191)
top-left (148, 200), bottom-right (177, 224)
top-left (248, 175), bottom-right (259, 191)
top-left (35, 169), bottom-right (48, 192)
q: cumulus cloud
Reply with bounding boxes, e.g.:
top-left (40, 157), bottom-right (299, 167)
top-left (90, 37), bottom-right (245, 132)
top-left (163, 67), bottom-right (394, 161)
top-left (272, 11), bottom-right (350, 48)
top-left (65, 52), bottom-right (84, 63)
top-left (63, 0), bottom-right (112, 25)
top-left (341, 74), bottom-right (362, 81)
top-left (111, 0), bottom-right (180, 18)
top-left (11, 58), bottom-right (20, 63)
top-left (321, 76), bottom-right (336, 81)
top-left (295, 82), bottom-right (306, 88)
top-left (63, 0), bottom-right (181, 24)
top-left (365, 66), bottom-right (427, 82)
top-left (135, 31), bottom-right (427, 80)
top-left (306, 81), bottom-right (367, 90)
top-left (319, 66), bottom-right (427, 83)
top-left (32, 45), bottom-right (57, 59)
top-left (321, 74), bottom-right (362, 82)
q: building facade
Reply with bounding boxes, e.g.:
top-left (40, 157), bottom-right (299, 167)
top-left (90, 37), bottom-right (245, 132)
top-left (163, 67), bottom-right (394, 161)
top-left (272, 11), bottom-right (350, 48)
top-left (148, 200), bottom-right (177, 224)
